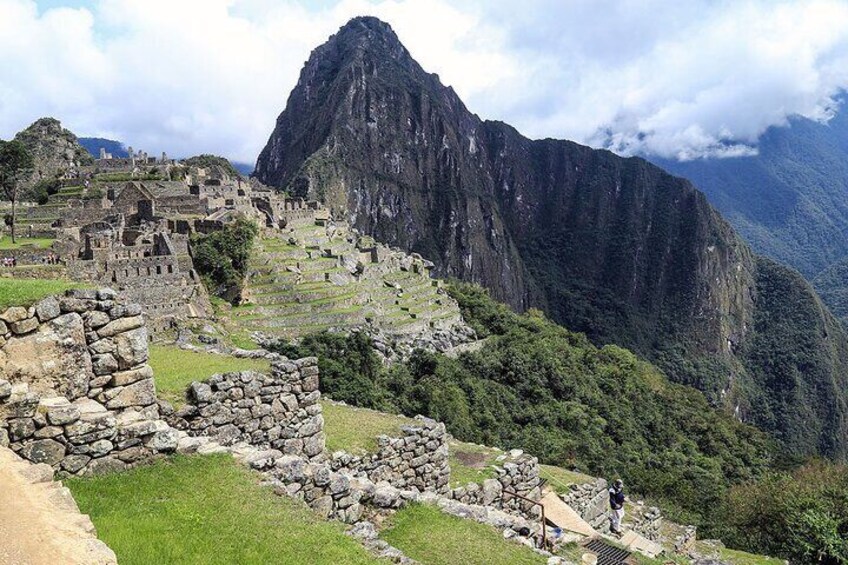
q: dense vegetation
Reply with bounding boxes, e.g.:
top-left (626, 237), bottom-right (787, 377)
top-left (273, 282), bottom-right (773, 525)
top-left (67, 455), bottom-right (379, 565)
top-left (182, 154), bottom-right (242, 179)
top-left (191, 218), bottom-right (257, 302)
top-left (714, 462), bottom-right (848, 564)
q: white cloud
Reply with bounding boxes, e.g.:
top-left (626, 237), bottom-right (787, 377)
top-left (0, 0), bottom-right (847, 162)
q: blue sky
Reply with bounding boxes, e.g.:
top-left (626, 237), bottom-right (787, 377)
top-left (1, 0), bottom-right (847, 163)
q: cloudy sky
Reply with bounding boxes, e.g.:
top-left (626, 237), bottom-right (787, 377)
top-left (1, 0), bottom-right (847, 164)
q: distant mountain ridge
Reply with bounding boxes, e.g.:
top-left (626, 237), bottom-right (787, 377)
top-left (649, 100), bottom-right (848, 321)
top-left (78, 137), bottom-right (128, 159)
top-left (254, 17), bottom-right (848, 459)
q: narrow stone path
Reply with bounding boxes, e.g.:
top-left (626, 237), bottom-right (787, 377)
top-left (0, 446), bottom-right (116, 565)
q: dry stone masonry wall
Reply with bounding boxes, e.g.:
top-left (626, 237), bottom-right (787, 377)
top-left (0, 289), bottom-right (179, 475)
top-left (449, 450), bottom-right (542, 520)
top-left (167, 359), bottom-right (324, 460)
top-left (329, 418), bottom-right (450, 493)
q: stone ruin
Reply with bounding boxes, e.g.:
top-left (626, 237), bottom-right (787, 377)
top-left (0, 289), bottom-right (179, 475)
top-left (0, 294), bottom-right (570, 559)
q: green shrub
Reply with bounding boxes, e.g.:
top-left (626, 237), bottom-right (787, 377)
top-left (714, 462), bottom-right (848, 564)
top-left (191, 218), bottom-right (257, 302)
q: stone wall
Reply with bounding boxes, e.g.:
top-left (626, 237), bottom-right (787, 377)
top-left (0, 289), bottom-right (179, 475)
top-left (561, 478), bottom-right (608, 530)
top-left (449, 451), bottom-right (542, 520)
top-left (329, 417), bottom-right (450, 494)
top-left (167, 359), bottom-right (325, 461)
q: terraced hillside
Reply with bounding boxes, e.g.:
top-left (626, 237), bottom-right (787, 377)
top-left (237, 220), bottom-right (470, 344)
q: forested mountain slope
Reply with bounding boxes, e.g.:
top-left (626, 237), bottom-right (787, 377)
top-left (254, 16), bottom-right (848, 459)
top-left (651, 102), bottom-right (848, 321)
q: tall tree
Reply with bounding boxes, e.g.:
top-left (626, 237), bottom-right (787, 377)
top-left (0, 140), bottom-right (34, 243)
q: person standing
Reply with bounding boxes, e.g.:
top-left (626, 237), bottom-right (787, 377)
top-left (609, 479), bottom-right (625, 535)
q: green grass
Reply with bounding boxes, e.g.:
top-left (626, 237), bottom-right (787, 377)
top-left (0, 236), bottom-right (55, 250)
top-left (321, 401), bottom-right (414, 454)
top-left (447, 441), bottom-right (500, 486)
top-left (0, 278), bottom-right (81, 309)
top-left (716, 547), bottom-right (784, 565)
top-left (66, 455), bottom-right (380, 565)
top-left (149, 345), bottom-right (270, 405)
top-left (381, 504), bottom-right (545, 565)
top-left (538, 464), bottom-right (594, 494)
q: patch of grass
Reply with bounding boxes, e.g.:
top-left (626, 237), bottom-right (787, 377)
top-left (0, 278), bottom-right (81, 309)
top-left (0, 236), bottom-right (55, 250)
top-left (149, 345), bottom-right (270, 405)
top-left (381, 503), bottom-right (545, 565)
top-left (448, 441), bottom-right (500, 487)
top-left (716, 548), bottom-right (784, 565)
top-left (322, 400), bottom-right (414, 454)
top-left (539, 464), bottom-right (595, 494)
top-left (66, 455), bottom-right (380, 565)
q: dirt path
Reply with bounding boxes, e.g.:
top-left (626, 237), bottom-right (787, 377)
top-left (0, 446), bottom-right (116, 565)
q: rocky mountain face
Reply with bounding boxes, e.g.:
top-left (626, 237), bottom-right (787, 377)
top-left (254, 16), bottom-right (848, 459)
top-left (13, 117), bottom-right (93, 190)
top-left (650, 103), bottom-right (848, 323)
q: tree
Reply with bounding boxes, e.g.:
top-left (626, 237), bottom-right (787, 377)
top-left (0, 140), bottom-right (34, 243)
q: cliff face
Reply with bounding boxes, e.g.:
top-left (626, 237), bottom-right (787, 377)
top-left (255, 17), bottom-right (848, 459)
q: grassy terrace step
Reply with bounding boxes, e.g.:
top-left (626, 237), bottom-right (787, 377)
top-left (0, 278), bottom-right (84, 309)
top-left (381, 504), bottom-right (545, 565)
top-left (67, 455), bottom-right (379, 565)
top-left (149, 345), bottom-right (270, 406)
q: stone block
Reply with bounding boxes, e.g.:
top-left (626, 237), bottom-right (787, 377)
top-left (96, 316), bottom-right (144, 338)
top-left (11, 317), bottom-right (39, 335)
top-left (89, 439), bottom-right (114, 457)
top-left (0, 306), bottom-right (29, 323)
top-left (8, 418), bottom-right (36, 441)
top-left (35, 296), bottom-right (61, 323)
top-left (61, 454), bottom-right (91, 474)
top-left (20, 438), bottom-right (66, 465)
top-left (113, 327), bottom-right (148, 369)
top-left (189, 382), bottom-right (214, 403)
top-left (275, 455), bottom-right (307, 483)
top-left (34, 426), bottom-right (63, 439)
top-left (86, 310), bottom-right (111, 329)
top-left (92, 354), bottom-right (119, 376)
top-left (105, 378), bottom-right (156, 409)
top-left (0, 379), bottom-right (11, 399)
top-left (85, 456), bottom-right (127, 476)
top-left (147, 429), bottom-right (179, 452)
top-left (111, 365), bottom-right (153, 387)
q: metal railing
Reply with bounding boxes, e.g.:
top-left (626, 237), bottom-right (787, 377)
top-left (502, 489), bottom-right (547, 550)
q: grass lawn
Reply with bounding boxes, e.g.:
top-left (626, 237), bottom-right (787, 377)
top-left (0, 236), bottom-right (55, 250)
top-left (149, 345), bottom-right (271, 405)
top-left (0, 277), bottom-right (81, 309)
top-left (66, 455), bottom-right (380, 565)
top-left (381, 504), bottom-right (545, 565)
top-left (321, 400), bottom-right (414, 454)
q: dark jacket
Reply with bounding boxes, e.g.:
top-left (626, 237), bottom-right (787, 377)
top-left (609, 488), bottom-right (625, 510)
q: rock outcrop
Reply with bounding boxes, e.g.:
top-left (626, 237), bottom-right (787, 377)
top-left (254, 16), bottom-right (848, 459)
top-left (13, 117), bottom-right (94, 191)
